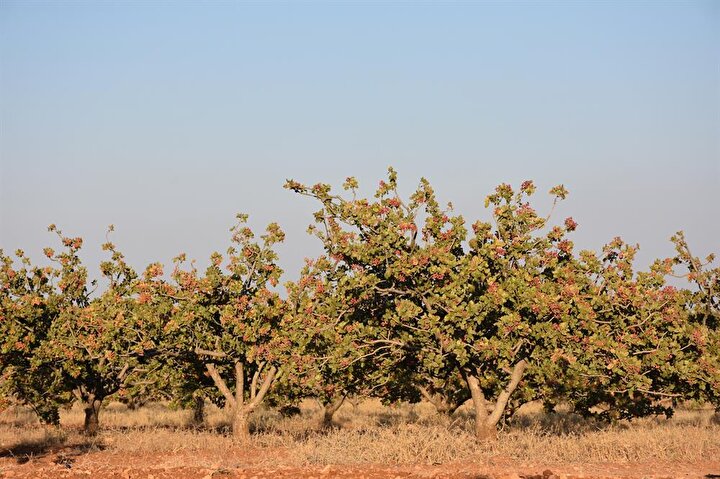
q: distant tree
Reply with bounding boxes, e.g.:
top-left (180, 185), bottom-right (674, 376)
top-left (128, 265), bottom-right (214, 425)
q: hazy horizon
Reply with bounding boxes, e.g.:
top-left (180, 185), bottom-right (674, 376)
top-left (1, 2), bottom-right (718, 284)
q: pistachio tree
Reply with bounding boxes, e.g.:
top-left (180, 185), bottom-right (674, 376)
top-left (534, 239), bottom-right (681, 420)
top-left (286, 170), bottom-right (577, 439)
top-left (533, 228), bottom-right (720, 425)
top-left (158, 215), bottom-right (289, 439)
top-left (671, 232), bottom-right (720, 410)
top-left (0, 226), bottom-right (165, 434)
top-left (42, 227), bottom-right (169, 434)
top-left (0, 245), bottom-right (66, 424)
top-left (449, 181), bottom-right (575, 438)
top-left (286, 170), bottom-right (467, 411)
top-left (282, 254), bottom-right (389, 427)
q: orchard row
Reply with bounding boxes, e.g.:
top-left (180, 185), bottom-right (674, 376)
top-left (1, 169), bottom-right (718, 440)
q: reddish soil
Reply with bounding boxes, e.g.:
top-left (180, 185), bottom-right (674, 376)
top-left (2, 445), bottom-right (719, 479)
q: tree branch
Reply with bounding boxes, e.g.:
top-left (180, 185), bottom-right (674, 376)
top-left (117, 363), bottom-right (130, 382)
top-left (195, 348), bottom-right (227, 358)
top-left (235, 361), bottom-right (244, 407)
top-left (487, 359), bottom-right (528, 427)
top-left (250, 361), bottom-right (266, 400)
top-left (246, 366), bottom-right (277, 410)
top-left (205, 363), bottom-right (235, 408)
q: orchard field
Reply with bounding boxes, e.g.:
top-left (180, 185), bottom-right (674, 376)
top-left (1, 170), bottom-right (719, 478)
top-left (1, 399), bottom-right (719, 478)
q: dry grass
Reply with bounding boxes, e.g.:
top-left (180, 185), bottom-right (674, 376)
top-left (256, 401), bottom-right (720, 465)
top-left (1, 398), bottom-right (718, 467)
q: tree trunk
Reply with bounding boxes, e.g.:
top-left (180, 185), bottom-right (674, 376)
top-left (462, 360), bottom-right (527, 441)
top-left (474, 421), bottom-right (498, 441)
top-left (320, 395), bottom-right (345, 429)
top-left (231, 407), bottom-right (250, 440)
top-left (83, 398), bottom-right (103, 436)
top-left (204, 361), bottom-right (278, 441)
top-left (191, 396), bottom-right (205, 427)
top-left (463, 371), bottom-right (495, 441)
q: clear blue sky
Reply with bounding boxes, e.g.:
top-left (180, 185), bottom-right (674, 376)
top-left (1, 1), bottom-right (718, 282)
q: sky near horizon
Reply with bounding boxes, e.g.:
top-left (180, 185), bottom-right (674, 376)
top-left (1, 1), bottom-right (718, 284)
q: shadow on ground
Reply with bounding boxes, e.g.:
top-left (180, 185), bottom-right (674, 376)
top-left (0, 436), bottom-right (105, 464)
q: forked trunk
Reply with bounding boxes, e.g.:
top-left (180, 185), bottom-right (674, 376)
top-left (83, 399), bottom-right (103, 436)
top-left (203, 361), bottom-right (278, 441)
top-left (462, 359), bottom-right (528, 441)
top-left (320, 395), bottom-right (346, 429)
top-left (464, 372), bottom-right (494, 441)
